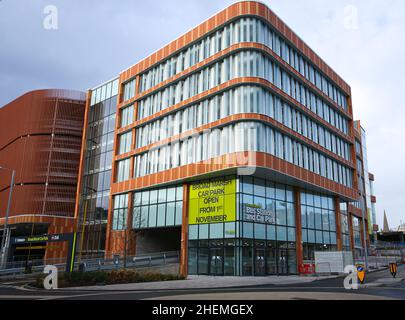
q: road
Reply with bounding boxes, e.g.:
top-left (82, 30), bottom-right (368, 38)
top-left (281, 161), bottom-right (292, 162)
top-left (0, 266), bottom-right (404, 300)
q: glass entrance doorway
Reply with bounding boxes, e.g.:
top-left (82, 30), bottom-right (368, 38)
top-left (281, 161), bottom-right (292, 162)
top-left (188, 239), bottom-right (297, 276)
top-left (254, 248), bottom-right (266, 276)
top-left (278, 248), bottom-right (288, 275)
top-left (209, 248), bottom-right (223, 275)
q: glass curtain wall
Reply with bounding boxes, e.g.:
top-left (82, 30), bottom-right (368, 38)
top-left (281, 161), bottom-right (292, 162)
top-left (188, 175), bottom-right (297, 276)
top-left (78, 78), bottom-right (119, 258)
top-left (137, 17), bottom-right (348, 111)
top-left (340, 202), bottom-right (351, 251)
top-left (301, 191), bottom-right (337, 263)
top-left (132, 185), bottom-right (183, 230)
top-left (133, 121), bottom-right (353, 188)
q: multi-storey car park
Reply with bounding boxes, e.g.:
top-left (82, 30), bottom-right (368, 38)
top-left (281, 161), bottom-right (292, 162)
top-left (0, 90), bottom-right (85, 265)
top-left (75, 1), bottom-right (375, 276)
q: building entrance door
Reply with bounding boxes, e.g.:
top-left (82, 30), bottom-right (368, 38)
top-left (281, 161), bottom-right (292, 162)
top-left (254, 248), bottom-right (266, 276)
top-left (209, 248), bottom-right (223, 276)
top-left (266, 242), bottom-right (277, 275)
top-left (278, 249), bottom-right (288, 275)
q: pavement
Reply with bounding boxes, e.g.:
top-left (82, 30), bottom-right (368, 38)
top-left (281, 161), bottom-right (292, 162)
top-left (145, 291), bottom-right (393, 300)
top-left (0, 265), bottom-right (403, 300)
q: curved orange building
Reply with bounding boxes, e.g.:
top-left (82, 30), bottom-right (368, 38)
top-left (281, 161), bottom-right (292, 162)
top-left (0, 89), bottom-right (86, 264)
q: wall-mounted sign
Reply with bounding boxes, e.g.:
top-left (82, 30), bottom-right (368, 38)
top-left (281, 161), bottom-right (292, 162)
top-left (189, 177), bottom-right (236, 225)
top-left (11, 233), bottom-right (76, 273)
top-left (243, 204), bottom-right (276, 225)
top-left (12, 233), bottom-right (72, 244)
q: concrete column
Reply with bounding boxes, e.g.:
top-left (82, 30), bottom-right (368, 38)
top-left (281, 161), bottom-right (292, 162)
top-left (348, 213), bottom-right (355, 256)
top-left (180, 183), bottom-right (189, 278)
top-left (334, 197), bottom-right (343, 251)
top-left (125, 192), bottom-right (136, 257)
top-left (294, 187), bottom-right (303, 273)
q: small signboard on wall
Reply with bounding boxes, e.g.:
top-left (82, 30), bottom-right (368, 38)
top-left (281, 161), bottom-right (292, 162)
top-left (243, 204), bottom-right (276, 224)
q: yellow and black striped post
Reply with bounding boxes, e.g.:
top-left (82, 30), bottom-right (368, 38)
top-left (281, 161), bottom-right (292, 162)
top-left (389, 263), bottom-right (398, 279)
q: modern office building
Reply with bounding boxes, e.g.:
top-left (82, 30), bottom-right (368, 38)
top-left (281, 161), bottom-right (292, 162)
top-left (0, 90), bottom-right (85, 264)
top-left (76, 1), bottom-right (371, 276)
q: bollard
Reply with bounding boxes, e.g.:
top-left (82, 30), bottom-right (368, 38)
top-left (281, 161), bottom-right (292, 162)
top-left (389, 263), bottom-right (397, 279)
top-left (78, 262), bottom-right (86, 273)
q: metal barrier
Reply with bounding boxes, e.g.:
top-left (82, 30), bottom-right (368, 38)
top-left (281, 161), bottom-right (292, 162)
top-left (315, 262), bottom-right (332, 275)
top-left (0, 251), bottom-right (180, 277)
top-left (73, 251), bottom-right (180, 272)
top-left (356, 255), bottom-right (403, 270)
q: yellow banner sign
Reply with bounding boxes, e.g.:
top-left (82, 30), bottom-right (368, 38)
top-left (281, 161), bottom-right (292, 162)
top-left (189, 177), bottom-right (236, 225)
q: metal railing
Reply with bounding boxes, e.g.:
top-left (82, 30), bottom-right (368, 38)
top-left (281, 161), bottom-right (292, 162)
top-left (0, 251), bottom-right (180, 277)
top-left (356, 255), bottom-right (403, 270)
top-left (76, 251), bottom-right (180, 272)
top-left (315, 262), bottom-right (332, 275)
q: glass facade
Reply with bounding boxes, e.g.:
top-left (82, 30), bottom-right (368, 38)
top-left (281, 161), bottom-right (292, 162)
top-left (78, 78), bottom-right (119, 257)
top-left (134, 121), bottom-right (353, 188)
top-left (126, 25), bottom-right (354, 198)
top-left (188, 176), bottom-right (297, 276)
top-left (352, 216), bottom-right (362, 248)
top-left (103, 5), bottom-right (361, 277)
top-left (132, 185), bottom-right (183, 230)
top-left (116, 158), bottom-right (131, 183)
top-left (112, 194), bottom-right (129, 231)
top-left (137, 50), bottom-right (349, 136)
top-left (340, 202), bottom-right (351, 251)
top-left (120, 105), bottom-right (135, 128)
top-left (136, 85), bottom-right (351, 162)
top-left (301, 192), bottom-right (337, 262)
top-left (138, 17), bottom-right (348, 112)
top-left (361, 127), bottom-right (373, 234)
top-left (123, 79), bottom-right (136, 102)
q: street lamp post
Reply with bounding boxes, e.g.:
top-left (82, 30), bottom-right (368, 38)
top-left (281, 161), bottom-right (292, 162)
top-left (75, 186), bottom-right (98, 267)
top-left (0, 166), bottom-right (16, 269)
top-left (361, 210), bottom-right (369, 271)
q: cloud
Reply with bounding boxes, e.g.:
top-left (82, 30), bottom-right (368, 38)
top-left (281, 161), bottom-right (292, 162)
top-left (0, 0), bottom-right (403, 228)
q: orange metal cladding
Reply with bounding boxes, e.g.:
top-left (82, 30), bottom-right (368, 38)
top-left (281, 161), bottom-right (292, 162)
top-left (103, 1), bottom-right (359, 264)
top-left (294, 187), bottom-right (303, 268)
top-left (0, 90), bottom-right (86, 260)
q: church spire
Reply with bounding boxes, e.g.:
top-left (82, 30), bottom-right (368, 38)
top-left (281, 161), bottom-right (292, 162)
top-left (383, 211), bottom-right (390, 232)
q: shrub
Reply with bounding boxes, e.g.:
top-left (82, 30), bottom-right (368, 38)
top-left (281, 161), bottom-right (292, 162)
top-left (35, 269), bottom-right (185, 288)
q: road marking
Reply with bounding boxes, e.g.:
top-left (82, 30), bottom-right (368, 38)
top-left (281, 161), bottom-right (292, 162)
top-left (0, 295), bottom-right (59, 300)
top-left (39, 291), bottom-right (145, 300)
top-left (143, 291), bottom-right (396, 301)
top-left (0, 284), bottom-right (36, 292)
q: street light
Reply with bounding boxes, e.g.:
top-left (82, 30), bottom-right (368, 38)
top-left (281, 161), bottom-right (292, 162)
top-left (0, 166), bottom-right (16, 269)
top-left (361, 209), bottom-right (369, 271)
top-left (77, 186), bottom-right (98, 264)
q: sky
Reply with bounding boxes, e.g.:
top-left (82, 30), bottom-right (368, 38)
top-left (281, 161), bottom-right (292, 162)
top-left (0, 0), bottom-right (404, 229)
